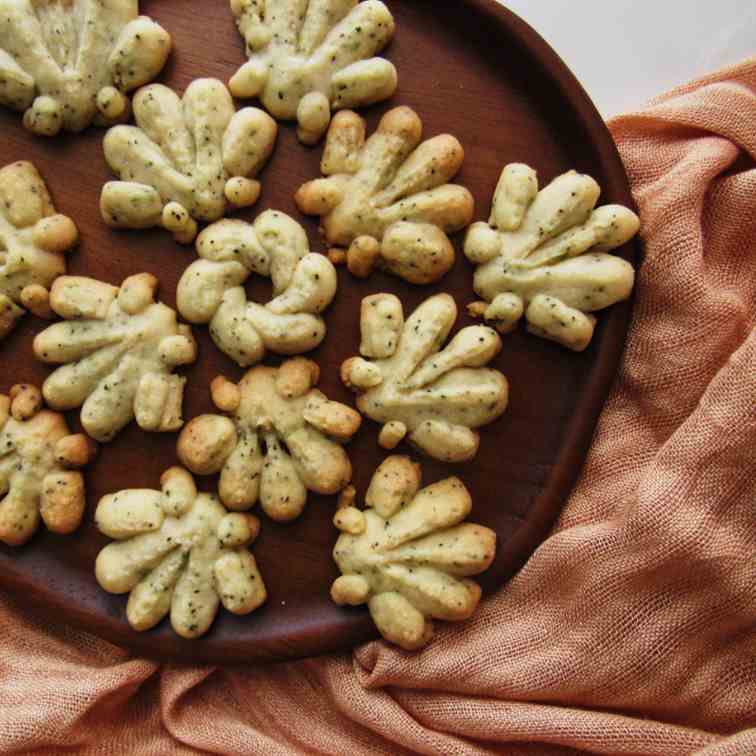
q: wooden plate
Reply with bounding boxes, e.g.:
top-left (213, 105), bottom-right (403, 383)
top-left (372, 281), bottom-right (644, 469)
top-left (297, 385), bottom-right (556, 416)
top-left (0, 0), bottom-right (639, 663)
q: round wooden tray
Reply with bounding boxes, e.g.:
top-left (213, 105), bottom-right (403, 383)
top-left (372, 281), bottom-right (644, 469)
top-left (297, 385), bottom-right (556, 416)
top-left (0, 0), bottom-right (639, 663)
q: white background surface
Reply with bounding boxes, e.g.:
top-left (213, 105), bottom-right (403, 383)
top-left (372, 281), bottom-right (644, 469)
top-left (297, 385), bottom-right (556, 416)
top-left (500, 0), bottom-right (756, 119)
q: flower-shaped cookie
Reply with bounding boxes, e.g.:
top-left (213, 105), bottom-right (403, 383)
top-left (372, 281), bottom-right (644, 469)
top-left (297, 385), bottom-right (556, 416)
top-left (331, 455), bottom-right (496, 650)
top-left (229, 0), bottom-right (397, 144)
top-left (33, 273), bottom-right (197, 442)
top-left (464, 163), bottom-right (640, 351)
top-left (178, 358), bottom-right (361, 522)
top-left (177, 210), bottom-right (337, 367)
top-left (95, 467), bottom-right (266, 638)
top-left (0, 0), bottom-right (170, 135)
top-left (295, 107), bottom-right (474, 283)
top-left (0, 161), bottom-right (78, 340)
top-left (341, 293), bottom-right (508, 462)
top-left (0, 384), bottom-right (94, 546)
top-left (100, 78), bottom-right (278, 243)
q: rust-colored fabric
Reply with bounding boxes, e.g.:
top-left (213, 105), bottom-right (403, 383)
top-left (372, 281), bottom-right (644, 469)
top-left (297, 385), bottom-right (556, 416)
top-left (1, 61), bottom-right (755, 756)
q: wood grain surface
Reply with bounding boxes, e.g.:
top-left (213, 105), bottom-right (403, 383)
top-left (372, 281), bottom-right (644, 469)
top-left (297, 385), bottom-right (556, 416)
top-left (0, 0), bottom-right (640, 664)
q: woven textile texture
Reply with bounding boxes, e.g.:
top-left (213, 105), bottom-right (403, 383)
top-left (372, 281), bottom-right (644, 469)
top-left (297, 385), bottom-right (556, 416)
top-left (0, 60), bottom-right (754, 756)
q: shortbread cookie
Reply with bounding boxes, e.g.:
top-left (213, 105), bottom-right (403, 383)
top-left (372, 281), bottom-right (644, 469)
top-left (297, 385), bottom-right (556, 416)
top-left (295, 107), bottom-right (474, 283)
top-left (331, 455), bottom-right (496, 650)
top-left (341, 293), bottom-right (508, 462)
top-left (95, 466), bottom-right (266, 638)
top-left (100, 78), bottom-right (277, 243)
top-left (229, 0), bottom-right (397, 144)
top-left (0, 161), bottom-right (78, 340)
top-left (178, 358), bottom-right (361, 522)
top-left (464, 163), bottom-right (640, 351)
top-left (0, 384), bottom-right (94, 546)
top-left (34, 273), bottom-right (197, 442)
top-left (0, 0), bottom-right (170, 136)
top-left (177, 211), bottom-right (337, 367)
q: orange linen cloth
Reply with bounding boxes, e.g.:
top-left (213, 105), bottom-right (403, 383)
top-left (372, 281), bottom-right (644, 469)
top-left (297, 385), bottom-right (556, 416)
top-left (1, 61), bottom-right (755, 756)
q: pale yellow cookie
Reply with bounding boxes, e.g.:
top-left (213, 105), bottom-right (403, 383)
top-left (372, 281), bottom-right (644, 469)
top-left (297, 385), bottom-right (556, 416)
top-left (332, 455), bottom-right (496, 650)
top-left (0, 0), bottom-right (170, 135)
top-left (34, 273), bottom-right (197, 442)
top-left (341, 293), bottom-right (508, 462)
top-left (464, 163), bottom-right (640, 351)
top-left (0, 384), bottom-right (95, 546)
top-left (177, 210), bottom-right (337, 367)
top-left (100, 78), bottom-right (277, 243)
top-left (178, 358), bottom-right (361, 522)
top-left (0, 161), bottom-right (78, 340)
top-left (229, 0), bottom-right (397, 144)
top-left (295, 107), bottom-right (474, 283)
top-left (95, 466), bottom-right (266, 639)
